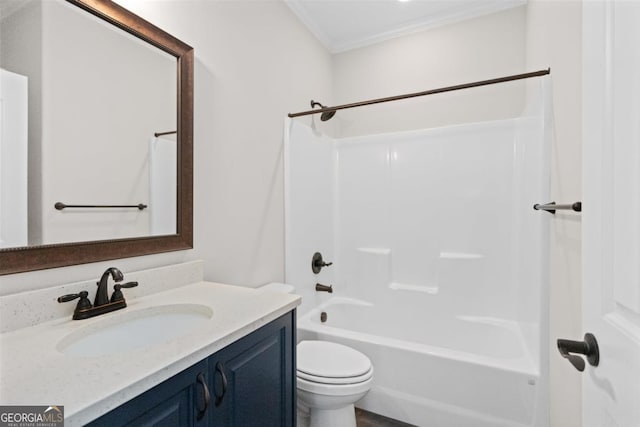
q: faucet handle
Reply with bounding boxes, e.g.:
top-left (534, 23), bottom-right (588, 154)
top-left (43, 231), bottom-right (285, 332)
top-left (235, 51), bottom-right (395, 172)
top-left (110, 281), bottom-right (138, 303)
top-left (312, 252), bottom-right (333, 274)
top-left (57, 291), bottom-right (92, 310)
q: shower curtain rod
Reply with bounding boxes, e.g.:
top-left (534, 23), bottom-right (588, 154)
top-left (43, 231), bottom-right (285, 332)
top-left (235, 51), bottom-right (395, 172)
top-left (288, 68), bottom-right (550, 119)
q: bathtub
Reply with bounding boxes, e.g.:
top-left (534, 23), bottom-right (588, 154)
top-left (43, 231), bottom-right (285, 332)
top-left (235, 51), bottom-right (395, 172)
top-left (297, 297), bottom-right (544, 427)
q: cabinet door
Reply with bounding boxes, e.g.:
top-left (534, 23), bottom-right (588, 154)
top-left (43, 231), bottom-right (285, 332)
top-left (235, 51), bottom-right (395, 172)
top-left (88, 359), bottom-right (210, 427)
top-left (211, 312), bottom-right (295, 427)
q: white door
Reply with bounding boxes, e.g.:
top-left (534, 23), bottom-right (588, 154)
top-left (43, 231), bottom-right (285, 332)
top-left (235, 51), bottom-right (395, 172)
top-left (582, 1), bottom-right (640, 426)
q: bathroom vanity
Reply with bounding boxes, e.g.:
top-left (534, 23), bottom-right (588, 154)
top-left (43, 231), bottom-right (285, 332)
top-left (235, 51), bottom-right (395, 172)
top-left (88, 311), bottom-right (294, 427)
top-left (0, 263), bottom-right (300, 426)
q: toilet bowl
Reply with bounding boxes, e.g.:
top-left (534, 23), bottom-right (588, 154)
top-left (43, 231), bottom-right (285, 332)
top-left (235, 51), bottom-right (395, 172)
top-left (297, 340), bottom-right (373, 427)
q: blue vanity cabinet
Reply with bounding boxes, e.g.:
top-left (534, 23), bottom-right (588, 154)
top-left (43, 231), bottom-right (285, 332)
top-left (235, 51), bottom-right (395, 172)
top-left (87, 359), bottom-right (209, 427)
top-left (87, 311), bottom-right (295, 427)
top-left (209, 311), bottom-right (295, 427)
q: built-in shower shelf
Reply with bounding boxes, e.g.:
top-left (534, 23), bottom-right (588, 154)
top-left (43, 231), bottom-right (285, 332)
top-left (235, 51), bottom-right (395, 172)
top-left (389, 282), bottom-right (439, 294)
top-left (439, 252), bottom-right (483, 260)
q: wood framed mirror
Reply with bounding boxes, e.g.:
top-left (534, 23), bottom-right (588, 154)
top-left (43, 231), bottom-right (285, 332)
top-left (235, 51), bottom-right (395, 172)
top-left (0, 0), bottom-right (193, 275)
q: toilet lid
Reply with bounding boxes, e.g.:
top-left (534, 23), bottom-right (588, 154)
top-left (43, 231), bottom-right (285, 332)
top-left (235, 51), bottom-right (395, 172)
top-left (297, 340), bottom-right (372, 378)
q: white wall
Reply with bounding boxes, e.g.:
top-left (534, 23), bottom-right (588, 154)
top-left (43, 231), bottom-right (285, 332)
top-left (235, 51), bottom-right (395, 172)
top-left (0, 0), bottom-right (332, 294)
top-left (526, 2), bottom-right (583, 427)
top-left (331, 6), bottom-right (527, 137)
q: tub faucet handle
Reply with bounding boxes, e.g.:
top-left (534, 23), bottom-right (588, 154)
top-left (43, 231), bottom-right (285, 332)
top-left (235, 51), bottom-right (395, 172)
top-left (312, 252), bottom-right (333, 274)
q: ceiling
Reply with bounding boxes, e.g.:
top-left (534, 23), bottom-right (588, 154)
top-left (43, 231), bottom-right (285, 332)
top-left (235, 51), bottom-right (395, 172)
top-left (285, 0), bottom-right (526, 53)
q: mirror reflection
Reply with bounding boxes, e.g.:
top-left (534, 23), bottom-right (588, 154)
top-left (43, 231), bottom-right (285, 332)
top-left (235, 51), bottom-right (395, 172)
top-left (0, 0), bottom-right (177, 249)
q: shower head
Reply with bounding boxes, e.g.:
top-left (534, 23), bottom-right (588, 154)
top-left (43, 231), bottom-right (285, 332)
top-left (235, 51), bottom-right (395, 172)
top-left (310, 100), bottom-right (336, 121)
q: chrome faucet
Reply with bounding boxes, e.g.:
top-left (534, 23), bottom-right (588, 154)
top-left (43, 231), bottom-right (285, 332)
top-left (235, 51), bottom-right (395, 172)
top-left (95, 267), bottom-right (124, 306)
top-left (315, 283), bottom-right (333, 293)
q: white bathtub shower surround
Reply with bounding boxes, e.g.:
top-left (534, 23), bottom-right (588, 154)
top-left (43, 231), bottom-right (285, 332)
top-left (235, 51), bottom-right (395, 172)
top-left (285, 79), bottom-right (551, 426)
top-left (335, 119), bottom-right (546, 321)
top-left (298, 297), bottom-right (540, 427)
top-left (283, 119), bottom-right (336, 316)
top-left (286, 112), bottom-right (549, 325)
top-left (303, 298), bottom-right (536, 366)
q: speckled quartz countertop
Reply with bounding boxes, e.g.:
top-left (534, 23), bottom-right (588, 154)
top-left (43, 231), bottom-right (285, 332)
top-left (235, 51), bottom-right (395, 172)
top-left (0, 279), bottom-right (300, 426)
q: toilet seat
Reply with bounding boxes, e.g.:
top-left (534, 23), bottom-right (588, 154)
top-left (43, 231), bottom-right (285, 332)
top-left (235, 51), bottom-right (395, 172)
top-left (297, 340), bottom-right (372, 379)
top-left (297, 366), bottom-right (373, 385)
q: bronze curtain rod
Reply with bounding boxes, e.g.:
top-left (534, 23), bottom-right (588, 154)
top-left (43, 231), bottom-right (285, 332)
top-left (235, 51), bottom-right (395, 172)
top-left (288, 68), bottom-right (550, 119)
top-left (154, 130), bottom-right (177, 137)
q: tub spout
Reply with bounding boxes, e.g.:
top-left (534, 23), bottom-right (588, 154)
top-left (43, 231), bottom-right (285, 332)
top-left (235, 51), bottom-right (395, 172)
top-left (315, 283), bottom-right (333, 293)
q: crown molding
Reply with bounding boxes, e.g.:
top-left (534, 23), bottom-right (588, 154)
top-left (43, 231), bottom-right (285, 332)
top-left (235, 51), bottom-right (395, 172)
top-left (285, 0), bottom-right (526, 54)
top-left (284, 0), bottom-right (334, 50)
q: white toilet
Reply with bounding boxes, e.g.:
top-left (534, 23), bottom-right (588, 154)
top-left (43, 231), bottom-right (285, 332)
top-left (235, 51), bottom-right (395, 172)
top-left (258, 283), bottom-right (374, 427)
top-left (297, 340), bottom-right (373, 427)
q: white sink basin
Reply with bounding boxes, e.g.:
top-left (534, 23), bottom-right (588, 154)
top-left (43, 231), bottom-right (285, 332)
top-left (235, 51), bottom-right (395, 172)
top-left (57, 304), bottom-right (213, 357)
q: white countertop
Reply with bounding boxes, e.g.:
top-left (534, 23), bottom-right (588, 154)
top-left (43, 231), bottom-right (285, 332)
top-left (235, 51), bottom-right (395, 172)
top-left (0, 281), bottom-right (300, 426)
